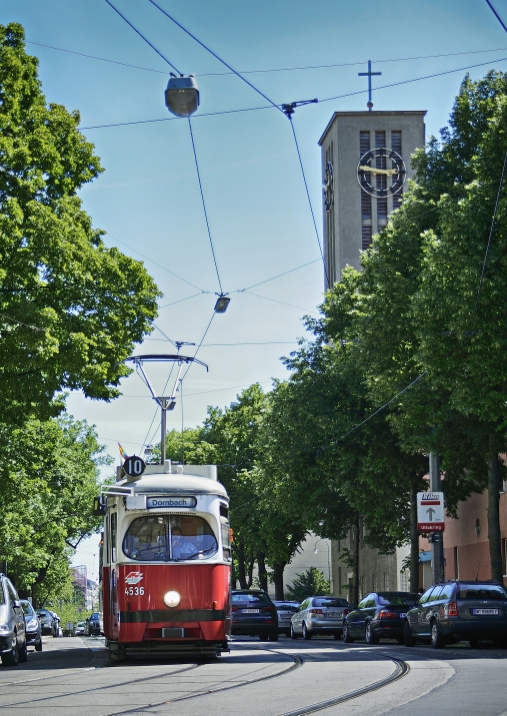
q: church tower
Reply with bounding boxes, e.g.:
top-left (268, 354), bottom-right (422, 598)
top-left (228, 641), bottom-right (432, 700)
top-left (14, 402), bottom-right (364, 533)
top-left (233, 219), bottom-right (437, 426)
top-left (318, 110), bottom-right (426, 287)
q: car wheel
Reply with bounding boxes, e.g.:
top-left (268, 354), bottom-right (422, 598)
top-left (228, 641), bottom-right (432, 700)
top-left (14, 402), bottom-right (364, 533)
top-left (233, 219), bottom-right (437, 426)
top-left (258, 634), bottom-right (269, 641)
top-left (469, 637), bottom-right (480, 649)
top-left (302, 622), bottom-right (312, 640)
top-left (268, 631), bottom-right (279, 641)
top-left (365, 621), bottom-right (379, 645)
top-left (333, 632), bottom-right (341, 641)
top-left (431, 620), bottom-right (445, 649)
top-left (403, 621), bottom-right (415, 647)
top-left (290, 624), bottom-right (299, 640)
top-left (35, 640), bottom-right (43, 652)
top-left (19, 639), bottom-right (27, 663)
top-left (343, 624), bottom-right (354, 643)
top-left (1, 633), bottom-right (19, 667)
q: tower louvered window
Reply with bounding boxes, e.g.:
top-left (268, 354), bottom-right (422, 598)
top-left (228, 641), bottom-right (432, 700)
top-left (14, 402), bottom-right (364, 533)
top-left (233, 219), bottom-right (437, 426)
top-left (360, 131), bottom-right (372, 250)
top-left (375, 131), bottom-right (388, 226)
top-left (324, 141), bottom-right (335, 286)
top-left (391, 130), bottom-right (402, 210)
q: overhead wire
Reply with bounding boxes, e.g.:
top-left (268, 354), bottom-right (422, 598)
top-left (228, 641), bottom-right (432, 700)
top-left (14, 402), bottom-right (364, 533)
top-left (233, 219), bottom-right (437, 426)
top-left (27, 38), bottom-right (507, 77)
top-left (484, 0), bottom-right (507, 34)
top-left (187, 118), bottom-right (224, 294)
top-left (104, 0), bottom-right (181, 74)
top-left (81, 55), bottom-right (507, 131)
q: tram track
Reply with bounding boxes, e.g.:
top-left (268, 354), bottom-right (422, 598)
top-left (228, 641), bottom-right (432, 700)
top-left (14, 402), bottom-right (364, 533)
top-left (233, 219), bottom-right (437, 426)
top-left (0, 663), bottom-right (203, 709)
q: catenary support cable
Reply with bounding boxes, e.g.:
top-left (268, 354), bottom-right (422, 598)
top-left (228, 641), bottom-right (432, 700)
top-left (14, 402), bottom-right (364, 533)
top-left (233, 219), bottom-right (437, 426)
top-left (188, 118), bottom-right (224, 294)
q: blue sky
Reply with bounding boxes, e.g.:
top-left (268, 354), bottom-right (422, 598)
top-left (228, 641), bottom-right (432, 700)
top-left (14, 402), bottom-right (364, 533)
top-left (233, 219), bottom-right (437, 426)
top-left (2, 0), bottom-right (507, 577)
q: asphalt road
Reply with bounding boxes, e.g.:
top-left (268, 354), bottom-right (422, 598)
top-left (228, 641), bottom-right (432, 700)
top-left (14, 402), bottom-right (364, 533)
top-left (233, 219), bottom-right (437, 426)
top-left (0, 635), bottom-right (505, 716)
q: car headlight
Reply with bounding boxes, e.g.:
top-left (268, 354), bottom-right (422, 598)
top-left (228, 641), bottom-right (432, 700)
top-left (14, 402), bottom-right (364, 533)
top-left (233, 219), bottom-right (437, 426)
top-left (26, 618), bottom-right (39, 630)
top-left (0, 623), bottom-right (10, 635)
top-left (163, 590), bottom-right (181, 608)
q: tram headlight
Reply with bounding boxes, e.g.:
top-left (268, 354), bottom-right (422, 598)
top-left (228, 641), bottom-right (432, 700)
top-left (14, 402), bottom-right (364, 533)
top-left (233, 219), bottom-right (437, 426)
top-left (163, 590), bottom-right (181, 608)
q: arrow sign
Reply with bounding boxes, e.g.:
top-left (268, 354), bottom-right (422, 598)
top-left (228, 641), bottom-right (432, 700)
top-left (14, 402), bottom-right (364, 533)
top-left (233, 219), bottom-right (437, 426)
top-left (417, 491), bottom-right (445, 532)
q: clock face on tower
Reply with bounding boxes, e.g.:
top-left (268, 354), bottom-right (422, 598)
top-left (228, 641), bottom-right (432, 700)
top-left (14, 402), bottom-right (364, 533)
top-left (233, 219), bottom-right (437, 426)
top-left (357, 147), bottom-right (406, 198)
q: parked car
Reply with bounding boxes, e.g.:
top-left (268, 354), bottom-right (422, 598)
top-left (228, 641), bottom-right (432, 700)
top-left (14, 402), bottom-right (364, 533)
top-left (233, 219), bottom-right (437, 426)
top-left (84, 612), bottom-right (101, 636)
top-left (75, 621), bottom-right (86, 636)
top-left (273, 601), bottom-right (299, 636)
top-left (291, 596), bottom-right (350, 640)
top-left (36, 609), bottom-right (59, 637)
top-left (231, 589), bottom-right (278, 641)
top-left (343, 591), bottom-right (419, 644)
top-left (0, 573), bottom-right (27, 666)
top-left (404, 580), bottom-right (507, 649)
top-left (20, 600), bottom-right (42, 652)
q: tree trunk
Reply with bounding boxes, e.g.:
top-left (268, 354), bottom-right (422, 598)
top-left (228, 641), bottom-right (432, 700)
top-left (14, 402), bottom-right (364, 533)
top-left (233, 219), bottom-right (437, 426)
top-left (488, 437), bottom-right (503, 582)
top-left (257, 552), bottom-right (268, 592)
top-left (273, 562), bottom-right (286, 599)
top-left (350, 516), bottom-right (360, 606)
top-left (410, 480), bottom-right (419, 592)
top-left (246, 555), bottom-right (254, 588)
top-left (236, 540), bottom-right (248, 589)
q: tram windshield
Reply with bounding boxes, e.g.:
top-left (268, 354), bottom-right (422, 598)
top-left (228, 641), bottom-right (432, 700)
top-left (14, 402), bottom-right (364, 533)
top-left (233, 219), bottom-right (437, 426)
top-left (123, 515), bottom-right (218, 562)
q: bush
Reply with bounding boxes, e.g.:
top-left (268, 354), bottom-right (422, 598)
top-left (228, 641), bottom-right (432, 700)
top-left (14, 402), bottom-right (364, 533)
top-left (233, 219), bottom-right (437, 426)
top-left (286, 567), bottom-right (330, 602)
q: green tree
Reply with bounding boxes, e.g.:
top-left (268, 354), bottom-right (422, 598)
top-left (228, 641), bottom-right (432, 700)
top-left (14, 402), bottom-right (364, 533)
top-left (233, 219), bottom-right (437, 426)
top-left (0, 23), bottom-right (160, 423)
top-left (0, 413), bottom-right (109, 602)
top-left (286, 567), bottom-right (330, 602)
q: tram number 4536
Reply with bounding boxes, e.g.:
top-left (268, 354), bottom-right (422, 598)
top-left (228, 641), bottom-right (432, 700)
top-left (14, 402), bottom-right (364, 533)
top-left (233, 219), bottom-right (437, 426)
top-left (125, 586), bottom-right (145, 596)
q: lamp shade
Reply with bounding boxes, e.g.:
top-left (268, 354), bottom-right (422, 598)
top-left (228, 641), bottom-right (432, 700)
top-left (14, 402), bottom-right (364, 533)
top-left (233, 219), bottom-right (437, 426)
top-left (164, 76), bottom-right (200, 118)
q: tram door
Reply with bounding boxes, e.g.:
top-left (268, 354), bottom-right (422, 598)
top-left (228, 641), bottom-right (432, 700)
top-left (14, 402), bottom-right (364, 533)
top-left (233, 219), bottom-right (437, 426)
top-left (108, 511), bottom-right (119, 639)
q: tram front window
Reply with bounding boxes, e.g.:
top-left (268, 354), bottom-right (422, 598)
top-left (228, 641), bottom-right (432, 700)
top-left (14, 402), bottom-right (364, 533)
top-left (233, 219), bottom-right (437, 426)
top-left (123, 515), bottom-right (218, 562)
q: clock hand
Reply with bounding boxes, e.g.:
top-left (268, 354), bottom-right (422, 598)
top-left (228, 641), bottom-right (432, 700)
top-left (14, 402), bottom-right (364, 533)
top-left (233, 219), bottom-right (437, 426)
top-left (359, 165), bottom-right (398, 176)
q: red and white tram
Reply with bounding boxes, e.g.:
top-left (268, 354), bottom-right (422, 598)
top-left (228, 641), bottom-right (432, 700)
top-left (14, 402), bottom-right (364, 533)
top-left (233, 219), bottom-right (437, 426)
top-left (98, 461), bottom-right (232, 659)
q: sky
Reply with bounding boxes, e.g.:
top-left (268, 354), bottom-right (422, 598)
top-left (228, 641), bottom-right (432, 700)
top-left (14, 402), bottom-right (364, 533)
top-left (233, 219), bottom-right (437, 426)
top-left (2, 0), bottom-right (507, 579)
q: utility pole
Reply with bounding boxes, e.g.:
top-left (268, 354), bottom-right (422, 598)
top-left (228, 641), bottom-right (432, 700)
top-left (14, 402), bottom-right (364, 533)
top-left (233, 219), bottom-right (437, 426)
top-left (429, 452), bottom-right (444, 582)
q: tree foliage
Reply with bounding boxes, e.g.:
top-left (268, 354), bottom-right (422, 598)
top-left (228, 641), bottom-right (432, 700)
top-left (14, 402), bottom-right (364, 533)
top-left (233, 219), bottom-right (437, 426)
top-left (0, 413), bottom-right (110, 603)
top-left (0, 23), bottom-right (160, 423)
top-left (285, 567), bottom-right (330, 601)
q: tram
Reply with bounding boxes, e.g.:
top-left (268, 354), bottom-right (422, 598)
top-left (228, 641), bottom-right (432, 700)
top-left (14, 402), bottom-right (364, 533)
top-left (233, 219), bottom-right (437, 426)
top-left (97, 460), bottom-right (232, 660)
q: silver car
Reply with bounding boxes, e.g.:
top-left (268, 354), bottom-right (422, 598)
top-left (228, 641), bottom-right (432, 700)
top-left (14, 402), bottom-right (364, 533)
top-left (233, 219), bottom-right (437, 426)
top-left (273, 601), bottom-right (299, 636)
top-left (0, 574), bottom-right (27, 666)
top-left (290, 596), bottom-right (350, 640)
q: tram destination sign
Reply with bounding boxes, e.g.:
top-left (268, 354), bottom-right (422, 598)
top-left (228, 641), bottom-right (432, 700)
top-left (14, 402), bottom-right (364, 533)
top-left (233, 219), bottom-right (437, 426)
top-left (147, 496), bottom-right (197, 509)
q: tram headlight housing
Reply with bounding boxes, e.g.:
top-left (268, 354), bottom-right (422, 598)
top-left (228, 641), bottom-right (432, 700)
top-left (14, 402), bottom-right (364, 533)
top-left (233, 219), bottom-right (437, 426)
top-left (163, 590), bottom-right (181, 608)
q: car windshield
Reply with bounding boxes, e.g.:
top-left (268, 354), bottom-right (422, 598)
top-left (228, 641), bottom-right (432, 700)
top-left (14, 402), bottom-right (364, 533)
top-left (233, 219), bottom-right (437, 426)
top-left (377, 592), bottom-right (419, 606)
top-left (274, 602), bottom-right (299, 611)
top-left (123, 515), bottom-right (218, 562)
top-left (458, 585), bottom-right (507, 600)
top-left (36, 610), bottom-right (50, 617)
top-left (91, 613), bottom-right (99, 619)
top-left (313, 598), bottom-right (348, 608)
top-left (21, 601), bottom-right (35, 616)
top-left (232, 593), bottom-right (271, 605)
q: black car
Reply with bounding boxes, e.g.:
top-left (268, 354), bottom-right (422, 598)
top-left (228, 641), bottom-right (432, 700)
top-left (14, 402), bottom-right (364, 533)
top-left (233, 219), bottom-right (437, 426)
top-left (231, 589), bottom-right (278, 641)
top-left (84, 612), bottom-right (101, 635)
top-left (35, 609), bottom-right (58, 637)
top-left (404, 580), bottom-right (507, 649)
top-left (343, 591), bottom-right (419, 644)
top-left (21, 600), bottom-right (42, 651)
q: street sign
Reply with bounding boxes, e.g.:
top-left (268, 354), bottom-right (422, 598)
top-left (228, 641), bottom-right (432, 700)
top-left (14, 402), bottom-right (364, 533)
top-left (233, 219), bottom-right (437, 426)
top-left (417, 491), bottom-right (445, 532)
top-left (123, 455), bottom-right (146, 478)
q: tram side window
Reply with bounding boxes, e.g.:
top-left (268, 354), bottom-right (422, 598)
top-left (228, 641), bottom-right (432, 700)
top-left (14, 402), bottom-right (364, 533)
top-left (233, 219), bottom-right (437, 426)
top-left (221, 517), bottom-right (232, 561)
top-left (110, 511), bottom-right (117, 563)
top-left (123, 515), bottom-right (218, 562)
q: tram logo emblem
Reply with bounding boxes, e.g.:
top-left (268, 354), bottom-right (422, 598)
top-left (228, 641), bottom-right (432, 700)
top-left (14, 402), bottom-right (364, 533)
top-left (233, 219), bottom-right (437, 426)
top-left (125, 571), bottom-right (144, 585)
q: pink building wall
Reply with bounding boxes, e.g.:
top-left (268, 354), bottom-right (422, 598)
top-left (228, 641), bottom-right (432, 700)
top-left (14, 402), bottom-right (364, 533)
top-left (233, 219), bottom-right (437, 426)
top-left (421, 489), bottom-right (507, 586)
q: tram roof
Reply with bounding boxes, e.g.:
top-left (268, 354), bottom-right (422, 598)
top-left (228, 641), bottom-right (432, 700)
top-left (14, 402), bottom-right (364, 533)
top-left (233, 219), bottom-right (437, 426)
top-left (120, 473), bottom-right (228, 499)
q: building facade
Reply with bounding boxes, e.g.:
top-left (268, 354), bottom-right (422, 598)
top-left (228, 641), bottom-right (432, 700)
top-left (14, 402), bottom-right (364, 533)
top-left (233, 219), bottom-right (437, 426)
top-left (319, 111), bottom-right (426, 285)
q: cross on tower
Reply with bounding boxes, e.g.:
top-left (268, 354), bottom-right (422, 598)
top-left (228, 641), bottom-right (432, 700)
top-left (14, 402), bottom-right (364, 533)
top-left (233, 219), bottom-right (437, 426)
top-left (358, 60), bottom-right (381, 111)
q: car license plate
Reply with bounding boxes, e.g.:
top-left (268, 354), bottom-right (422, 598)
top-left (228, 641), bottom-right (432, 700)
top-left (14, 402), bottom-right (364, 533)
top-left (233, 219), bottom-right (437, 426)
top-left (325, 612), bottom-right (340, 618)
top-left (471, 608), bottom-right (499, 615)
top-left (281, 614), bottom-right (291, 619)
top-left (242, 609), bottom-right (260, 614)
top-left (399, 613), bottom-right (406, 618)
